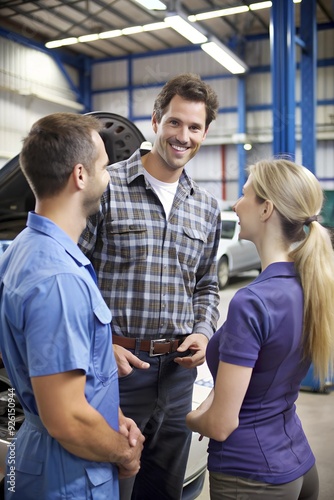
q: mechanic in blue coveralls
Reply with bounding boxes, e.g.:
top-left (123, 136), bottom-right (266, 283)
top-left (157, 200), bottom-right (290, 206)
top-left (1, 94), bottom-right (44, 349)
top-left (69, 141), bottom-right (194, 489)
top-left (0, 112), bottom-right (144, 499)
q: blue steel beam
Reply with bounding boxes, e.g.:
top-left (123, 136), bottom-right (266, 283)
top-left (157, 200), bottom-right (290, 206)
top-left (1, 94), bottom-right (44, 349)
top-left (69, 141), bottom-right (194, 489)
top-left (270, 0), bottom-right (296, 159)
top-left (237, 77), bottom-right (247, 196)
top-left (300, 0), bottom-right (317, 173)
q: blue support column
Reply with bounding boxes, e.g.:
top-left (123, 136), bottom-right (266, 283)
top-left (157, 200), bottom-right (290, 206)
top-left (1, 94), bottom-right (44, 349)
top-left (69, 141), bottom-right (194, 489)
top-left (270, 0), bottom-right (296, 158)
top-left (81, 56), bottom-right (92, 113)
top-left (300, 0), bottom-right (317, 173)
top-left (237, 76), bottom-right (247, 195)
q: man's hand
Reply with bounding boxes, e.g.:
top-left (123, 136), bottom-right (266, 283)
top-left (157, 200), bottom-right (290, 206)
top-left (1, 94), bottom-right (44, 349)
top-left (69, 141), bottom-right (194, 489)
top-left (117, 436), bottom-right (144, 479)
top-left (118, 410), bottom-right (145, 479)
top-left (113, 344), bottom-right (150, 377)
top-left (174, 333), bottom-right (209, 368)
top-left (118, 410), bottom-right (144, 447)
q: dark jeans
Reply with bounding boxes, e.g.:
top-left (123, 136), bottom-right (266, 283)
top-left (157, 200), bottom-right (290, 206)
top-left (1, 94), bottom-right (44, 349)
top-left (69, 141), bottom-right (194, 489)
top-left (118, 349), bottom-right (197, 500)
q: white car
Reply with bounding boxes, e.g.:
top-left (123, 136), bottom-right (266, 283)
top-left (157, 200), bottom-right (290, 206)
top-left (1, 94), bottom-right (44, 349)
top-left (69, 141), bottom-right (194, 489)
top-left (217, 211), bottom-right (261, 289)
top-left (182, 367), bottom-right (212, 499)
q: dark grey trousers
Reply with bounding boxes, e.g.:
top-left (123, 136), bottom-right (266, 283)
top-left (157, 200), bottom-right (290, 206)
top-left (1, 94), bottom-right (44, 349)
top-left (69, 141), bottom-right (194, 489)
top-left (209, 464), bottom-right (319, 500)
top-left (118, 348), bottom-right (197, 500)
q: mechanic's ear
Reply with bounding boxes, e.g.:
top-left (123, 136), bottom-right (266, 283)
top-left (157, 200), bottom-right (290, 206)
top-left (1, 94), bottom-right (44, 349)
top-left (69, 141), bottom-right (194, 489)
top-left (72, 163), bottom-right (86, 190)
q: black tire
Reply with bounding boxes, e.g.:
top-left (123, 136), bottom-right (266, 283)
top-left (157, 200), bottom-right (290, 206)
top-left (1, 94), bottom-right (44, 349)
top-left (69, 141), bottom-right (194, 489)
top-left (218, 256), bottom-right (229, 289)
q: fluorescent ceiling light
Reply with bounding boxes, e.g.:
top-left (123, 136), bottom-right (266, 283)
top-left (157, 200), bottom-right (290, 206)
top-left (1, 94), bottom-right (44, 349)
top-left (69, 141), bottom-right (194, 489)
top-left (189, 6), bottom-right (249, 22)
top-left (201, 41), bottom-right (248, 74)
top-left (122, 26), bottom-right (144, 35)
top-left (133, 0), bottom-right (166, 9)
top-left (99, 29), bottom-right (122, 39)
top-left (165, 15), bottom-right (207, 44)
top-left (78, 34), bottom-right (99, 43)
top-left (188, 1), bottom-right (274, 22)
top-left (143, 22), bottom-right (166, 31)
top-left (46, 37), bottom-right (78, 48)
top-left (250, 1), bottom-right (272, 10)
top-left (46, 1), bottom-right (279, 50)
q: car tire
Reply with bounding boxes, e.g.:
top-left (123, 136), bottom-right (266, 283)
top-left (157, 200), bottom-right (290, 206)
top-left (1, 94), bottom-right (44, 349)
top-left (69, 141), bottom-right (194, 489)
top-left (218, 256), bottom-right (229, 289)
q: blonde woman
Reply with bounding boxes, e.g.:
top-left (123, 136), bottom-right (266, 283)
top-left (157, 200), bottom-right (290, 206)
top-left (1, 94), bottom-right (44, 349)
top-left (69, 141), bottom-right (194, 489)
top-left (187, 159), bottom-right (334, 500)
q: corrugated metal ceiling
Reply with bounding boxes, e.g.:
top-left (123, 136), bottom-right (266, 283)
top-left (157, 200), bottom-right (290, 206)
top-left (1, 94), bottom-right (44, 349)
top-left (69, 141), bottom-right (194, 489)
top-left (0, 1), bottom-right (333, 60)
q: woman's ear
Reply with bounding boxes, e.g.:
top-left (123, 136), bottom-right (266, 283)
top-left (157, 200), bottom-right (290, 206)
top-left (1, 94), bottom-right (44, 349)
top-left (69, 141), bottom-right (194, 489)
top-left (260, 199), bottom-right (274, 221)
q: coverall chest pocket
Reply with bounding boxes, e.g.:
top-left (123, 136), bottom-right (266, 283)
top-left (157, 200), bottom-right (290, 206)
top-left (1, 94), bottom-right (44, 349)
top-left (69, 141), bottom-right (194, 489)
top-left (92, 301), bottom-right (114, 384)
top-left (105, 220), bottom-right (148, 262)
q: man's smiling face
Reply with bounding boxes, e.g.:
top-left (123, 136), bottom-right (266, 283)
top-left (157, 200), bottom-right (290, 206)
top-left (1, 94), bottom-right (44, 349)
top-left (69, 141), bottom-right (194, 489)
top-left (151, 94), bottom-right (208, 173)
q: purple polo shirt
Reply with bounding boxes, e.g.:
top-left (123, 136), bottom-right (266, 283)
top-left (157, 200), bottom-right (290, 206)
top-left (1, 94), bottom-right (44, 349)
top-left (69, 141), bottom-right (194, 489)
top-left (206, 262), bottom-right (315, 484)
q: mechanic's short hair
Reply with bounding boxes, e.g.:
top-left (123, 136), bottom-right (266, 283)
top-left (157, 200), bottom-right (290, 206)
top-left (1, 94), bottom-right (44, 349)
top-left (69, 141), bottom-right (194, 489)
top-left (20, 112), bottom-right (102, 199)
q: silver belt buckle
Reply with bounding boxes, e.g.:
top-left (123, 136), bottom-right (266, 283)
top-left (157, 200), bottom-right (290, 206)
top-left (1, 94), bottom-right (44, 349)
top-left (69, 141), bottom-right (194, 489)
top-left (149, 338), bottom-right (169, 357)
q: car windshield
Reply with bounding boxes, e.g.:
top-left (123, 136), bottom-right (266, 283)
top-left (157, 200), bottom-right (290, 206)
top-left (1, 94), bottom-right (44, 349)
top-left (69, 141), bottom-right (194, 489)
top-left (221, 220), bottom-right (236, 239)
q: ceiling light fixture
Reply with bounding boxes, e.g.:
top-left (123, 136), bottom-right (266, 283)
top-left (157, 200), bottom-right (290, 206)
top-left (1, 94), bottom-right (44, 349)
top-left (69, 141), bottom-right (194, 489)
top-left (201, 40), bottom-right (248, 74)
top-left (250, 1), bottom-right (272, 10)
top-left (46, 0), bottom-right (284, 51)
top-left (188, 1), bottom-right (274, 22)
top-left (143, 22), bottom-right (167, 31)
top-left (133, 0), bottom-right (167, 10)
top-left (164, 15), bottom-right (208, 44)
top-left (99, 29), bottom-right (122, 39)
top-left (46, 37), bottom-right (78, 48)
top-left (78, 34), bottom-right (99, 43)
top-left (189, 6), bottom-right (249, 22)
top-left (121, 26), bottom-right (144, 35)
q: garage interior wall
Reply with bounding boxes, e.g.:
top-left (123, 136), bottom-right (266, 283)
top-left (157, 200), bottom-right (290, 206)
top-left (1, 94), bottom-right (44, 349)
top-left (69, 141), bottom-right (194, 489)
top-left (0, 25), bottom-right (333, 201)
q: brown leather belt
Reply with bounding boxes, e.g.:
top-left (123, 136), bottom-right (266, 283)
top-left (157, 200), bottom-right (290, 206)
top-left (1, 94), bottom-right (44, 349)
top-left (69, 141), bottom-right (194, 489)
top-left (112, 336), bottom-right (182, 357)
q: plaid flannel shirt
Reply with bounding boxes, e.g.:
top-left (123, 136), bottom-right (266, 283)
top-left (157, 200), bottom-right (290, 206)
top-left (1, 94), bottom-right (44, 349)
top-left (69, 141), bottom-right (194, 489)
top-left (79, 149), bottom-right (221, 340)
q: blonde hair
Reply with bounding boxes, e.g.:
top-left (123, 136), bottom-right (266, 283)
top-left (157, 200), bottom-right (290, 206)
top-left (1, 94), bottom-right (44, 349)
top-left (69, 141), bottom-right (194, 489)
top-left (249, 159), bottom-right (334, 384)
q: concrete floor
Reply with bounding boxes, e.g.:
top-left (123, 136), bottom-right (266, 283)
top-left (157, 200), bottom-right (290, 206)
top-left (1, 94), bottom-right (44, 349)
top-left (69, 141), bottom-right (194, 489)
top-left (197, 273), bottom-right (334, 500)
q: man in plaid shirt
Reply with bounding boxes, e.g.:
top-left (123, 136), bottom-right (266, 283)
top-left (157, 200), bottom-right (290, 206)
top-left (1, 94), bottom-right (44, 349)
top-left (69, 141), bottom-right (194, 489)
top-left (79, 73), bottom-right (221, 499)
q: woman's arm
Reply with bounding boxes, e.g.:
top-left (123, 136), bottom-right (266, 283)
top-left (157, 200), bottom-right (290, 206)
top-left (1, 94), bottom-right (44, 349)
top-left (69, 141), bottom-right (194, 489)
top-left (186, 361), bottom-right (252, 441)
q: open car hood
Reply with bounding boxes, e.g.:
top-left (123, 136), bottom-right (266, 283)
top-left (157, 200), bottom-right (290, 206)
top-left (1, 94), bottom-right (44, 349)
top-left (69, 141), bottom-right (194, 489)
top-left (0, 112), bottom-right (146, 241)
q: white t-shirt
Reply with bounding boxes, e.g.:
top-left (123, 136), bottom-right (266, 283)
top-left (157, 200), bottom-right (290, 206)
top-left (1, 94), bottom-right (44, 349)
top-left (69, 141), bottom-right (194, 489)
top-left (144, 169), bottom-right (178, 220)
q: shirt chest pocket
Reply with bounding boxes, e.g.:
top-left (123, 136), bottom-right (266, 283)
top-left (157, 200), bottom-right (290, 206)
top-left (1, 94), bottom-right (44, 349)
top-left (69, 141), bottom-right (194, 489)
top-left (179, 226), bottom-right (207, 268)
top-left (92, 301), bottom-right (115, 384)
top-left (105, 220), bottom-right (148, 262)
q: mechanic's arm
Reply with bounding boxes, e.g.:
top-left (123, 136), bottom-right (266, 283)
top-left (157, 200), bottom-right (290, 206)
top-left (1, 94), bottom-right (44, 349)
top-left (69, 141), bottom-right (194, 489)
top-left (31, 370), bottom-right (144, 475)
top-left (186, 361), bottom-right (252, 441)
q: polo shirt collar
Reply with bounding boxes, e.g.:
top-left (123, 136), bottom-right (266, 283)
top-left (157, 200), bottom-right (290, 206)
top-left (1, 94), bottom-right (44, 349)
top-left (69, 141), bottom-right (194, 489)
top-left (254, 261), bottom-right (297, 285)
